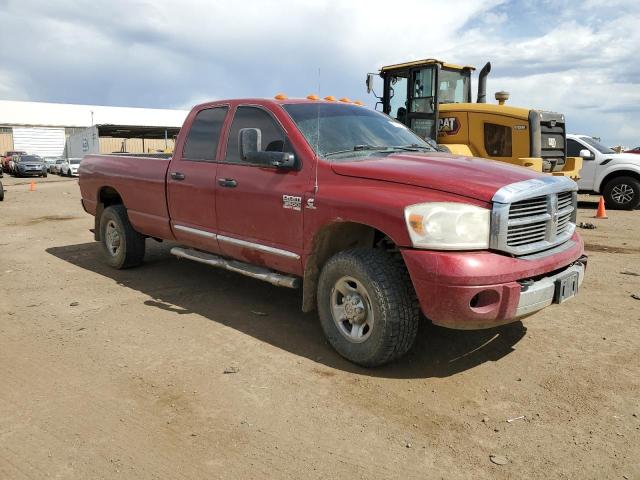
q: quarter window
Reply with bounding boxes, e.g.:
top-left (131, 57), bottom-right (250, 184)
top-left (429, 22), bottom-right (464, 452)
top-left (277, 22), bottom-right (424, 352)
top-left (225, 106), bottom-right (288, 164)
top-left (182, 107), bottom-right (228, 161)
top-left (484, 123), bottom-right (512, 157)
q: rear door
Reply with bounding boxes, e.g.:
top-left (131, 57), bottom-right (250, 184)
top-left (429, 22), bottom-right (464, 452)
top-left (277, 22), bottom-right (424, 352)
top-left (167, 105), bottom-right (228, 253)
top-left (215, 105), bottom-right (309, 275)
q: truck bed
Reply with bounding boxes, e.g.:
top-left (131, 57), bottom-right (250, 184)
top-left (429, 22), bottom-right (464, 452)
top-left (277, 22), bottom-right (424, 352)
top-left (79, 154), bottom-right (175, 241)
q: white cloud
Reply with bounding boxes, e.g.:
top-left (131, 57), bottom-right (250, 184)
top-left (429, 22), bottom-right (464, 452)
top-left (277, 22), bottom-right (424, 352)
top-left (0, 0), bottom-right (638, 146)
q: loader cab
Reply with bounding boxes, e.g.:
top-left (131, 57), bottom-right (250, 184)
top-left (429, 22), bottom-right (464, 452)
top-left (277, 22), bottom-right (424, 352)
top-left (373, 59), bottom-right (473, 141)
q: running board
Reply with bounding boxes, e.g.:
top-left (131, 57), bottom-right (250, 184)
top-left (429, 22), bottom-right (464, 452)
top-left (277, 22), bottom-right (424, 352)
top-left (170, 247), bottom-right (301, 289)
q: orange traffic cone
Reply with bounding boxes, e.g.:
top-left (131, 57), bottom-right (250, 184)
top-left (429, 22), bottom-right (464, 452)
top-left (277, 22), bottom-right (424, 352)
top-left (29, 180), bottom-right (36, 192)
top-left (594, 196), bottom-right (607, 219)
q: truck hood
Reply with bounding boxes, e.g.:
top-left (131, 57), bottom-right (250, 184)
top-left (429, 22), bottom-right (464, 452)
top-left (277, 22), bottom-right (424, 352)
top-left (330, 152), bottom-right (542, 202)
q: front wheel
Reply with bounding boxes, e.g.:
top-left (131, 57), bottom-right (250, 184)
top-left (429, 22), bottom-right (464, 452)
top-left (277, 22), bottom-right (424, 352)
top-left (317, 249), bottom-right (420, 367)
top-left (603, 176), bottom-right (640, 210)
top-left (99, 205), bottom-right (146, 269)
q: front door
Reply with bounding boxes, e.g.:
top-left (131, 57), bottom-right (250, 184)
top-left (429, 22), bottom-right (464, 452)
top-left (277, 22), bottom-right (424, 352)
top-left (167, 106), bottom-right (228, 253)
top-left (215, 105), bottom-right (309, 275)
top-left (406, 65), bottom-right (439, 141)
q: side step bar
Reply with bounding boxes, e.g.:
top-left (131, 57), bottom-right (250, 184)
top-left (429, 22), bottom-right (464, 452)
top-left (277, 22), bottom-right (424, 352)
top-left (170, 247), bottom-right (301, 289)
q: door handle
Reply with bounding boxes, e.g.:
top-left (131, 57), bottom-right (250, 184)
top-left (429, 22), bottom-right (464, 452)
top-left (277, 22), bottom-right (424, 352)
top-left (170, 172), bottom-right (185, 180)
top-left (218, 178), bottom-right (237, 188)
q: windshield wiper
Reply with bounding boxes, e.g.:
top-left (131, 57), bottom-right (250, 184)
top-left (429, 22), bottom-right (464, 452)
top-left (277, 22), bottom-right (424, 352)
top-left (389, 144), bottom-right (433, 152)
top-left (324, 144), bottom-right (389, 157)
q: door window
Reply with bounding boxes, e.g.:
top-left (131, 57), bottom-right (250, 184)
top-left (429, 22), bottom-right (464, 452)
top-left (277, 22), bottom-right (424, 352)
top-left (484, 123), bottom-right (512, 157)
top-left (566, 139), bottom-right (584, 157)
top-left (388, 75), bottom-right (408, 122)
top-left (225, 106), bottom-right (288, 164)
top-left (409, 68), bottom-right (436, 113)
top-left (182, 107), bottom-right (228, 161)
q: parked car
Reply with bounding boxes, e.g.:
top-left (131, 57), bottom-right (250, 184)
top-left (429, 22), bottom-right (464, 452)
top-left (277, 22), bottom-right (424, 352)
top-left (568, 134), bottom-right (640, 210)
top-left (59, 158), bottom-right (81, 177)
top-left (79, 98), bottom-right (587, 367)
top-left (13, 154), bottom-right (47, 178)
top-left (43, 156), bottom-right (62, 173)
top-left (51, 158), bottom-right (67, 175)
top-left (624, 146), bottom-right (640, 155)
top-left (2, 150), bottom-right (26, 173)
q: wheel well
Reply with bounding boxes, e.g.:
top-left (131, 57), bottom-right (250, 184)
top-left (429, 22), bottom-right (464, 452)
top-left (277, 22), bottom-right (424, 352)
top-left (94, 187), bottom-right (123, 241)
top-left (99, 186), bottom-right (123, 207)
top-left (600, 170), bottom-right (640, 192)
top-left (301, 222), bottom-right (398, 312)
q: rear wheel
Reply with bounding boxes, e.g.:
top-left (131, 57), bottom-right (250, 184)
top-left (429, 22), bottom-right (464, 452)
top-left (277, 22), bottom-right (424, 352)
top-left (603, 176), bottom-right (640, 210)
top-left (99, 205), bottom-right (146, 269)
top-left (317, 248), bottom-right (420, 367)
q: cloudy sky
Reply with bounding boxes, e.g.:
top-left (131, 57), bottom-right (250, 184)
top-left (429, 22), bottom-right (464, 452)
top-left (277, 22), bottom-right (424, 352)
top-left (1, 0), bottom-right (639, 147)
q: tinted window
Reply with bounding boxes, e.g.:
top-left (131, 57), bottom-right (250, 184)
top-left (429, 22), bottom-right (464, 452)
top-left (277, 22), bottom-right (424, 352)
top-left (225, 106), bottom-right (287, 164)
top-left (566, 139), bottom-right (583, 157)
top-left (580, 136), bottom-right (614, 154)
top-left (182, 107), bottom-right (228, 161)
top-left (484, 123), bottom-right (512, 157)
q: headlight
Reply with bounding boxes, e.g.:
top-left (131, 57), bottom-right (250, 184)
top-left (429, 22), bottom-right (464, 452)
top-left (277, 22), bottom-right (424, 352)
top-left (404, 202), bottom-right (490, 250)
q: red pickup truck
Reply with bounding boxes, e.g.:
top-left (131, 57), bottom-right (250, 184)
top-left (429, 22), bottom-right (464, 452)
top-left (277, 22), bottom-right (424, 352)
top-left (79, 97), bottom-right (587, 366)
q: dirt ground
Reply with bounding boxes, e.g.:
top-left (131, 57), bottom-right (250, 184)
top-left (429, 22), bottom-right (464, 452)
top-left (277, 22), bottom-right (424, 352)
top-left (0, 175), bottom-right (638, 479)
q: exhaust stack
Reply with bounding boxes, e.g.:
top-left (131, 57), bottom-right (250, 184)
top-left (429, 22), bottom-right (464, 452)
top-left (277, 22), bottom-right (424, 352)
top-left (476, 62), bottom-right (491, 103)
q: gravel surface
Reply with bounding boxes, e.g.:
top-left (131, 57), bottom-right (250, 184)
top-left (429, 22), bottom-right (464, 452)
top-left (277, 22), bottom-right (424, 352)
top-left (0, 176), bottom-right (638, 479)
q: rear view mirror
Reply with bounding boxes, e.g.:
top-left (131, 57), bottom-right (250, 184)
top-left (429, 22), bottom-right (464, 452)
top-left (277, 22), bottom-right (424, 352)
top-left (366, 73), bottom-right (375, 94)
top-left (579, 149), bottom-right (594, 160)
top-left (239, 128), bottom-right (262, 160)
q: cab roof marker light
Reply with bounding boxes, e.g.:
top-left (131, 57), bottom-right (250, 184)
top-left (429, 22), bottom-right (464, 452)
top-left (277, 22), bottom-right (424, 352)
top-left (353, 100), bottom-right (364, 106)
top-left (324, 96), bottom-right (336, 102)
top-left (274, 93), bottom-right (288, 100)
top-left (306, 94), bottom-right (319, 100)
top-left (339, 97), bottom-right (351, 103)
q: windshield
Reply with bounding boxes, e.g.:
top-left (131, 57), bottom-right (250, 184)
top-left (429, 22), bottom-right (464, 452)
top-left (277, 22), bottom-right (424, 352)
top-left (438, 68), bottom-right (470, 103)
top-left (19, 155), bottom-right (42, 162)
top-left (282, 103), bottom-right (433, 159)
top-left (70, 159), bottom-right (81, 164)
top-left (580, 136), bottom-right (614, 154)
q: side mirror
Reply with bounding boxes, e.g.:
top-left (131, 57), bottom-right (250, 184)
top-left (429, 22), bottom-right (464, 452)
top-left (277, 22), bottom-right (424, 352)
top-left (579, 149), bottom-right (594, 160)
top-left (245, 151), bottom-right (295, 169)
top-left (239, 128), bottom-right (261, 160)
top-left (366, 73), bottom-right (375, 94)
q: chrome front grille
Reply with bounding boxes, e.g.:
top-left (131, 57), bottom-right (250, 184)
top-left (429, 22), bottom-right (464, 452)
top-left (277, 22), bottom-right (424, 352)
top-left (491, 177), bottom-right (578, 256)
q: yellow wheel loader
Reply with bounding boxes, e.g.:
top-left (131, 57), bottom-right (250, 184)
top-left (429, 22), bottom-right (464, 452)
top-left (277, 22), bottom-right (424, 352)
top-left (366, 59), bottom-right (581, 178)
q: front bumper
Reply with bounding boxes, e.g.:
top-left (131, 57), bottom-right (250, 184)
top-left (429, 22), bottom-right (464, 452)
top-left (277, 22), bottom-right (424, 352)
top-left (19, 169), bottom-right (46, 176)
top-left (401, 234), bottom-right (586, 330)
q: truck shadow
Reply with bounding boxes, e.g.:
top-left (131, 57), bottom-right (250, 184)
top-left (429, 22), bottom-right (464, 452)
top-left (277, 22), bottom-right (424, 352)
top-left (46, 241), bottom-right (526, 379)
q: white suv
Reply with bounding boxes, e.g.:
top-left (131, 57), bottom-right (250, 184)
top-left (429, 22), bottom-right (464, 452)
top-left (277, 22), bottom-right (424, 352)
top-left (59, 158), bottom-right (82, 177)
top-left (568, 134), bottom-right (640, 210)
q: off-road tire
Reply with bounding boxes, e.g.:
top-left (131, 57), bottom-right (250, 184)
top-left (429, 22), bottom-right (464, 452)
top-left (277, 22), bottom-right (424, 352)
top-left (603, 176), bottom-right (640, 210)
top-left (317, 248), bottom-right (420, 367)
top-left (99, 205), bottom-right (146, 269)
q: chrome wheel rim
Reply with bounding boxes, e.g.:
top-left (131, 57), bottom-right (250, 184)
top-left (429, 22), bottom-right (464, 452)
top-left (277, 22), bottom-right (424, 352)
top-left (105, 220), bottom-right (122, 256)
top-left (611, 184), bottom-right (635, 204)
top-left (330, 276), bottom-right (374, 343)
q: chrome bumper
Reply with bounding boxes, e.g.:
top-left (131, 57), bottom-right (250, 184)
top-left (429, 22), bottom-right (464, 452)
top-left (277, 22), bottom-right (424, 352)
top-left (516, 260), bottom-right (586, 317)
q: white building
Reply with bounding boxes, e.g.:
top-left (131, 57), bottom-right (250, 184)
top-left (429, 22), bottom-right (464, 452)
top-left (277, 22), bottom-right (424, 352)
top-left (0, 100), bottom-right (188, 157)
